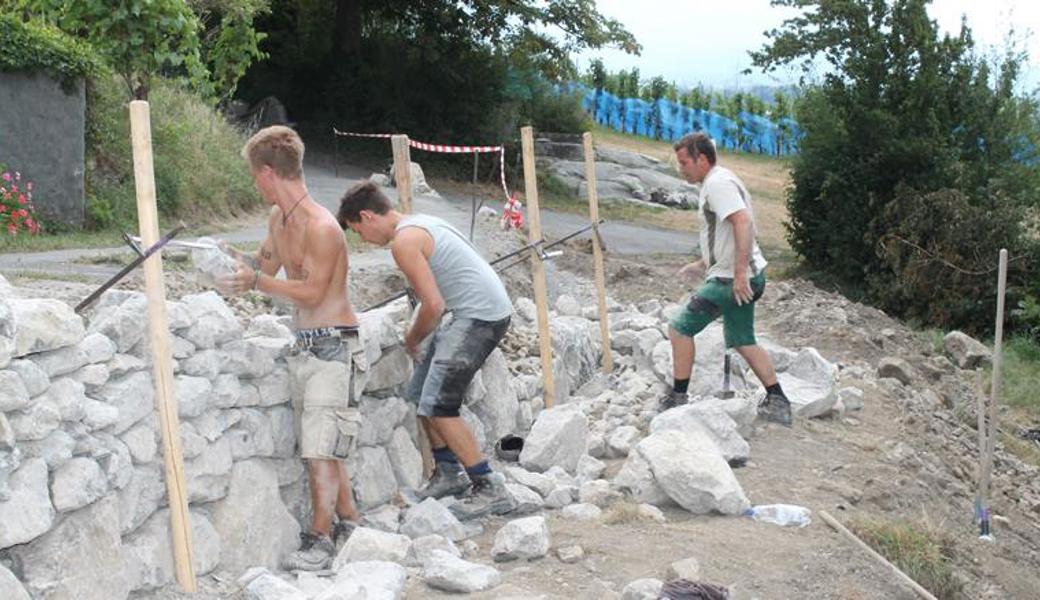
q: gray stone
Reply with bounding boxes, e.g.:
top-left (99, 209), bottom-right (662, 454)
top-left (362, 504), bottom-right (403, 533)
top-left (93, 371), bottom-right (154, 434)
top-left (120, 422), bottom-right (158, 464)
top-left (491, 515), bottom-right (550, 561)
top-left (576, 454), bottom-right (606, 483)
top-left (186, 436), bottom-right (234, 502)
top-left (71, 364), bottom-right (110, 390)
top-left (504, 465), bottom-right (556, 497)
top-left (357, 396), bottom-right (410, 447)
top-left (348, 445), bottom-right (398, 510)
top-left (227, 408), bottom-right (276, 459)
top-left (222, 337), bottom-right (286, 378)
top-left (212, 373), bottom-right (243, 407)
top-left (878, 356), bottom-right (914, 385)
top-left (422, 550), bottom-right (501, 593)
top-left (0, 296), bottom-right (12, 368)
top-left (92, 432), bottom-right (133, 490)
top-left (7, 398), bottom-right (60, 441)
top-left (50, 456), bottom-right (107, 512)
top-left (19, 429), bottom-right (75, 470)
top-left (666, 556), bottom-right (701, 580)
top-left (179, 292), bottom-right (243, 349)
top-left (606, 425), bottom-right (641, 457)
top-left (244, 571), bottom-right (307, 600)
top-left (506, 483), bottom-right (546, 514)
top-left (247, 314), bottom-right (294, 339)
top-left (555, 294), bottom-right (582, 317)
top-left (469, 349), bottom-right (520, 444)
top-left (118, 463), bottom-right (165, 534)
top-left (622, 578), bottom-right (663, 600)
top-left (6, 359), bottom-right (50, 396)
top-left (325, 560), bottom-right (408, 600)
top-left (0, 458), bottom-right (54, 548)
top-left (122, 509), bottom-right (222, 591)
top-left (838, 387), bottom-right (865, 411)
top-left (543, 486), bottom-right (575, 509)
top-left (776, 371), bottom-right (838, 418)
top-left (578, 479), bottom-right (622, 507)
top-left (334, 526), bottom-right (412, 566)
top-left (0, 563), bottom-right (30, 600)
top-left (560, 503), bottom-right (602, 522)
top-left (401, 497), bottom-right (468, 541)
top-left (650, 404), bottom-right (750, 464)
top-left (9, 495), bottom-right (129, 600)
top-left (944, 331), bottom-right (992, 369)
top-left (551, 316), bottom-right (602, 400)
top-left (557, 544), bottom-right (585, 563)
top-left (180, 349), bottom-right (226, 379)
top-left (211, 459), bottom-right (300, 573)
top-left (633, 430), bottom-right (749, 515)
top-left (191, 408), bottom-right (242, 443)
top-left (386, 426), bottom-right (423, 489)
top-left (406, 533), bottom-right (460, 568)
top-left (520, 406), bottom-right (588, 473)
top-left (107, 353), bottom-right (146, 378)
top-left (9, 298), bottom-right (85, 357)
top-left (364, 345), bottom-right (412, 392)
top-left (175, 375), bottom-right (214, 419)
top-left (42, 377), bottom-right (88, 422)
top-left (0, 369), bottom-right (30, 412)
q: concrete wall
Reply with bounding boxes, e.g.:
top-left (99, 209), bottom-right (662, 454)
top-left (0, 71), bottom-right (86, 228)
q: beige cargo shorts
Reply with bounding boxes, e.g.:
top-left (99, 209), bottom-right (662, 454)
top-left (286, 326), bottom-right (368, 460)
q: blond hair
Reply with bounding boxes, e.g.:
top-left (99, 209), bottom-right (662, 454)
top-left (241, 125), bottom-right (304, 180)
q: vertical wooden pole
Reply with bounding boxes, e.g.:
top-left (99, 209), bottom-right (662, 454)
top-left (129, 101), bottom-right (196, 592)
top-left (978, 248), bottom-right (1008, 538)
top-left (582, 132), bottom-right (613, 373)
top-left (391, 135), bottom-right (413, 214)
top-left (520, 126), bottom-right (556, 407)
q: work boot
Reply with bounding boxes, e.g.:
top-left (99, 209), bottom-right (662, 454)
top-left (658, 389), bottom-right (688, 412)
top-left (759, 392), bottom-right (793, 427)
top-left (449, 472), bottom-right (516, 521)
top-left (416, 461), bottom-right (471, 500)
top-left (332, 519), bottom-right (357, 550)
top-left (282, 531), bottom-right (335, 571)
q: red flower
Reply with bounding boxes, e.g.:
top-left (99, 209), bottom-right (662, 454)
top-left (18, 194), bottom-right (26, 205)
top-left (7, 223), bottom-right (16, 235)
top-left (18, 209), bottom-right (28, 218)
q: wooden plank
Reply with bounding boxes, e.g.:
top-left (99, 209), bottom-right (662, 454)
top-left (128, 100), bottom-right (196, 592)
top-left (391, 135), bottom-right (413, 214)
top-left (520, 126), bottom-right (556, 407)
top-left (978, 248), bottom-right (1008, 536)
top-left (820, 511), bottom-right (938, 600)
top-left (582, 132), bottom-right (613, 373)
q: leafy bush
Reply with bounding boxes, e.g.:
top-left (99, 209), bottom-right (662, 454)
top-left (85, 75), bottom-right (260, 230)
top-left (754, 0), bottom-right (1040, 335)
top-left (0, 14), bottom-right (101, 91)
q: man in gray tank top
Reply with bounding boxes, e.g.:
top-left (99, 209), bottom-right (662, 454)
top-left (338, 181), bottom-right (515, 520)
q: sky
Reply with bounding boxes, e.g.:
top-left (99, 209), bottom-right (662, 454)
top-left (577, 0), bottom-right (1040, 92)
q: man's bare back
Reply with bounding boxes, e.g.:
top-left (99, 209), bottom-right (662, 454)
top-left (267, 202), bottom-right (358, 330)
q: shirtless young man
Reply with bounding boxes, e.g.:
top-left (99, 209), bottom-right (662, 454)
top-left (221, 125), bottom-right (364, 570)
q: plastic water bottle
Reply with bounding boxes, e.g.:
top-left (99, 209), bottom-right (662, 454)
top-left (744, 504), bottom-right (812, 527)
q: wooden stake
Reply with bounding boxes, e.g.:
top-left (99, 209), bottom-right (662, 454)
top-left (582, 132), bottom-right (613, 373)
top-left (819, 511), bottom-right (938, 600)
top-left (978, 248), bottom-right (1008, 536)
top-left (129, 100), bottom-right (196, 593)
top-left (391, 135), bottom-right (413, 214)
top-left (520, 126), bottom-right (556, 407)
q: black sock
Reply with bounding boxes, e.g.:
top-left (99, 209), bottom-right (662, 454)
top-left (766, 383), bottom-right (786, 398)
top-left (673, 378), bottom-right (690, 394)
top-left (432, 446), bottom-right (459, 465)
top-left (465, 461), bottom-right (492, 478)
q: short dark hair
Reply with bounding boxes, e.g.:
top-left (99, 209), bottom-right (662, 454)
top-left (337, 181), bottom-right (393, 227)
top-left (674, 132), bottom-right (717, 166)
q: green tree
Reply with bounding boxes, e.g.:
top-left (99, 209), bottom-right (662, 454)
top-left (751, 0), bottom-right (1040, 332)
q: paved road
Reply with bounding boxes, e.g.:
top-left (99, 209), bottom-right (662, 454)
top-left (0, 162), bottom-right (696, 281)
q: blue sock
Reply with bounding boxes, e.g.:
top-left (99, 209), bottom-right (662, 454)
top-left (432, 446), bottom-right (459, 465)
top-left (465, 460), bottom-right (492, 477)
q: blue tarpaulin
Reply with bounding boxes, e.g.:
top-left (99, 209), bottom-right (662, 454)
top-left (582, 89), bottom-right (801, 156)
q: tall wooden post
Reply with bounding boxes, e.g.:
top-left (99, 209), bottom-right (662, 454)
top-left (520, 126), bottom-right (556, 407)
top-left (978, 248), bottom-right (1008, 539)
top-left (582, 132), bottom-right (613, 373)
top-left (129, 100), bottom-right (196, 592)
top-left (391, 135), bottom-right (413, 213)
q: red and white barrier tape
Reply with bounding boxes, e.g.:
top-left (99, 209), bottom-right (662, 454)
top-left (333, 127), bottom-right (519, 228)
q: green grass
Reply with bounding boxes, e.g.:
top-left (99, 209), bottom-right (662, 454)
top-left (997, 335), bottom-right (1040, 417)
top-left (850, 517), bottom-right (964, 600)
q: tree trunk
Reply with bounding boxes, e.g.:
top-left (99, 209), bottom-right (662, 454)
top-left (334, 0), bottom-right (362, 55)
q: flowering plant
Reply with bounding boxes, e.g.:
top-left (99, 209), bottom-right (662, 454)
top-left (0, 168), bottom-right (42, 235)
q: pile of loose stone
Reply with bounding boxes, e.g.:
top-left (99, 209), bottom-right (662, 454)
top-left (0, 269), bottom-right (856, 599)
